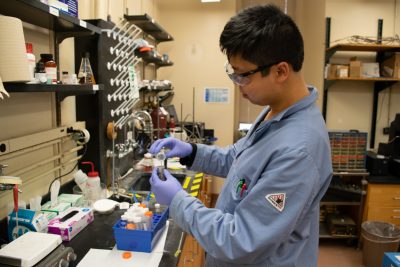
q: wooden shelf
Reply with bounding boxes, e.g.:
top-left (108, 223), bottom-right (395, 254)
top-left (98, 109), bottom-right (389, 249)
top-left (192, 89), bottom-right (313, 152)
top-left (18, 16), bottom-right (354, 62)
top-left (319, 222), bottom-right (357, 239)
top-left (327, 43), bottom-right (400, 53)
top-left (326, 77), bottom-right (400, 82)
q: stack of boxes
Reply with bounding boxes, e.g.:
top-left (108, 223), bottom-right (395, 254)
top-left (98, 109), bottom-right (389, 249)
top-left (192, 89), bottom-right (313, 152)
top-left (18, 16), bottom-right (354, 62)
top-left (326, 53), bottom-right (400, 79)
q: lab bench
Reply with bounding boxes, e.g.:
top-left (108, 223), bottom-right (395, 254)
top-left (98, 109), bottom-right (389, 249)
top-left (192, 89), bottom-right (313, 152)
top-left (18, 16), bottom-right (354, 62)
top-left (65, 208), bottom-right (185, 267)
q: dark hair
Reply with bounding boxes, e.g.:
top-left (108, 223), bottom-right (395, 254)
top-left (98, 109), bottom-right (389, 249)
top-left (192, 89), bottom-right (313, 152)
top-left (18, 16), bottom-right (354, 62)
top-left (219, 4), bottom-right (304, 72)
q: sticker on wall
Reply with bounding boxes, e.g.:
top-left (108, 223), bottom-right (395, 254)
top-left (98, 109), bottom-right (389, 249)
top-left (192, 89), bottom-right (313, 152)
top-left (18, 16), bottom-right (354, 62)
top-left (204, 88), bottom-right (229, 104)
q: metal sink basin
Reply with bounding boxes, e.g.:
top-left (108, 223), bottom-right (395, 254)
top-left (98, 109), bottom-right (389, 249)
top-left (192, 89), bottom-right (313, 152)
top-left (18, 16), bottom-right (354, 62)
top-left (130, 171), bottom-right (187, 192)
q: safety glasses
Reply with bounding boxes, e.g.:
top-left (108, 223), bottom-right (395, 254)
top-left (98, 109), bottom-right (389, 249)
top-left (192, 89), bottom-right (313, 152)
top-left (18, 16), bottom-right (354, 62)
top-left (224, 61), bottom-right (279, 86)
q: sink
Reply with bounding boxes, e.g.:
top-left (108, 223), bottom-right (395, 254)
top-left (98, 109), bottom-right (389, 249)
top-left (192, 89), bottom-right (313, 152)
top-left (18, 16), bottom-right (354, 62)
top-left (108, 170), bottom-right (189, 204)
top-left (130, 171), bottom-right (187, 192)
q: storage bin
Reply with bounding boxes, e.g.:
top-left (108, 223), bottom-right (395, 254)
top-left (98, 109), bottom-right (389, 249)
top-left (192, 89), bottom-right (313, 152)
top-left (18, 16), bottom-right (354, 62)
top-left (329, 131), bottom-right (367, 172)
top-left (113, 207), bottom-right (169, 252)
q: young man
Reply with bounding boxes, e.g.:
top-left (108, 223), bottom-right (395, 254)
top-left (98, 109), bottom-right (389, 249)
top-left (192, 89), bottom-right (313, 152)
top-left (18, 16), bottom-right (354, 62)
top-left (150, 4), bottom-right (332, 267)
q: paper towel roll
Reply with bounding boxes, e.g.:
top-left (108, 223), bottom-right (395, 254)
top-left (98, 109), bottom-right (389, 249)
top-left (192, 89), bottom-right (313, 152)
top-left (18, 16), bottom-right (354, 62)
top-left (0, 16), bottom-right (30, 82)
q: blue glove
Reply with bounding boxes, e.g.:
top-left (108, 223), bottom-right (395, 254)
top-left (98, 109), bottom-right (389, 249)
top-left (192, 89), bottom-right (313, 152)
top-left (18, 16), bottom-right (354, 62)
top-left (149, 137), bottom-right (192, 158)
top-left (150, 167), bottom-right (183, 205)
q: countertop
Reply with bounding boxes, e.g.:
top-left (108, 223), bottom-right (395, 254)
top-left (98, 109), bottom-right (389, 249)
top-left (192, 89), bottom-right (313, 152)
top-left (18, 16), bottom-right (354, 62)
top-left (367, 175), bottom-right (400, 184)
top-left (66, 208), bottom-right (185, 267)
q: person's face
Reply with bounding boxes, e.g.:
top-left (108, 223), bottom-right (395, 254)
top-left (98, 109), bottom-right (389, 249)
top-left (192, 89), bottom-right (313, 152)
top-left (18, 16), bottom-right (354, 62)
top-left (227, 54), bottom-right (280, 106)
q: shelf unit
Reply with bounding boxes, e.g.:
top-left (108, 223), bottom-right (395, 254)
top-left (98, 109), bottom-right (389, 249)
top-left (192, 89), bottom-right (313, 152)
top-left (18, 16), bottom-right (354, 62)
top-left (135, 51), bottom-right (174, 68)
top-left (125, 13), bottom-right (174, 73)
top-left (320, 172), bottom-right (368, 240)
top-left (0, 0), bottom-right (100, 35)
top-left (3, 83), bottom-right (103, 102)
top-left (0, 0), bottom-right (101, 81)
top-left (0, 0), bottom-right (102, 127)
top-left (323, 17), bottom-right (400, 148)
top-left (124, 14), bottom-right (173, 42)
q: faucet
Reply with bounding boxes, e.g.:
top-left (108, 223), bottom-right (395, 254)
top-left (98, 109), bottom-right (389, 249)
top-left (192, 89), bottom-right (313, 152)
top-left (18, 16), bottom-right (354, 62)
top-left (133, 110), bottom-right (153, 142)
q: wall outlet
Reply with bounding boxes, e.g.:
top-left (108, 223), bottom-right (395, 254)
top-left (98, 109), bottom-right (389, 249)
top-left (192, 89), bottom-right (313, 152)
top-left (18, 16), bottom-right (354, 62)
top-left (383, 127), bottom-right (390, 135)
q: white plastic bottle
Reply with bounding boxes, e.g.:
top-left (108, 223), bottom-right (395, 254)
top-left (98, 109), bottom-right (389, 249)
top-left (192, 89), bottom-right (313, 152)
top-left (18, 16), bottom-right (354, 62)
top-left (25, 43), bottom-right (36, 82)
top-left (82, 161), bottom-right (101, 202)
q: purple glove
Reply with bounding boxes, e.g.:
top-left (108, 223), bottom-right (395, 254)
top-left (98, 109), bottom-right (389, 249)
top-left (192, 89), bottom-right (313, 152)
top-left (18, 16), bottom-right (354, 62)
top-left (149, 137), bottom-right (192, 158)
top-left (150, 167), bottom-right (183, 205)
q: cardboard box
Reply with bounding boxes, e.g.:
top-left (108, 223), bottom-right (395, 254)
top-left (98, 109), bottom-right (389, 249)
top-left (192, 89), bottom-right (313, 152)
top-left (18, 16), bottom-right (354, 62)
top-left (48, 207), bottom-right (94, 241)
top-left (327, 64), bottom-right (337, 79)
top-left (381, 53), bottom-right (400, 78)
top-left (349, 60), bottom-right (362, 78)
top-left (41, 201), bottom-right (71, 215)
top-left (327, 64), bottom-right (348, 79)
top-left (362, 62), bottom-right (380, 78)
top-left (383, 252), bottom-right (400, 267)
top-left (336, 65), bottom-right (349, 78)
top-left (57, 193), bottom-right (84, 207)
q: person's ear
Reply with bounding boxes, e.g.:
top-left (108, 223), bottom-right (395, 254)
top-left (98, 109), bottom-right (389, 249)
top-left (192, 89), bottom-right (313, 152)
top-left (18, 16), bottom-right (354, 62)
top-left (274, 62), bottom-right (290, 82)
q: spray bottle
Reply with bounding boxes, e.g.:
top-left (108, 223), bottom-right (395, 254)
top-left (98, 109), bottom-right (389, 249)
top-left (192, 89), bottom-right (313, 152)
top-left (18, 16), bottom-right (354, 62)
top-left (82, 161), bottom-right (101, 202)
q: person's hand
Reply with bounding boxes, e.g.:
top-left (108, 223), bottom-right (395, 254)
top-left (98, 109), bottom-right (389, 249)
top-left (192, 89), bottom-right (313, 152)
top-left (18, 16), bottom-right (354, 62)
top-left (149, 137), bottom-right (192, 158)
top-left (150, 167), bottom-right (183, 205)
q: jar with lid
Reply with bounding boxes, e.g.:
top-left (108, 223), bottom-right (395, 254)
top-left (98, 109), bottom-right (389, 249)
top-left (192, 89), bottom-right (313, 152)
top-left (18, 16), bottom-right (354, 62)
top-left (39, 54), bottom-right (57, 84)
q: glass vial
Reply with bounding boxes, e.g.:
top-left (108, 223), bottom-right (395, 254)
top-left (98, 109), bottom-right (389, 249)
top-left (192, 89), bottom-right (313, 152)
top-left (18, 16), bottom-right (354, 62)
top-left (78, 52), bottom-right (96, 84)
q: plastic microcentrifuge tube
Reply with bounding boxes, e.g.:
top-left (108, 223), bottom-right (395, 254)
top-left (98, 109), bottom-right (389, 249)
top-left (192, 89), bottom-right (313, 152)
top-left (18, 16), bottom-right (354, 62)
top-left (133, 216), bottom-right (142, 230)
top-left (154, 203), bottom-right (161, 215)
top-left (145, 211), bottom-right (153, 230)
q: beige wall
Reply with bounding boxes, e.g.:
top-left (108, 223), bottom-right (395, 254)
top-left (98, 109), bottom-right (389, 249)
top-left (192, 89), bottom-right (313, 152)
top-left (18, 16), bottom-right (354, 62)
top-left (326, 0), bottom-right (400, 148)
top-left (235, 0), bottom-right (326, 139)
top-left (155, 0), bottom-right (237, 147)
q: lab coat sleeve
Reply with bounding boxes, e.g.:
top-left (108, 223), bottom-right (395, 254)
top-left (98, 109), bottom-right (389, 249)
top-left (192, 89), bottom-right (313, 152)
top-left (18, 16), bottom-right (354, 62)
top-left (188, 137), bottom-right (247, 178)
top-left (170, 148), bottom-right (320, 265)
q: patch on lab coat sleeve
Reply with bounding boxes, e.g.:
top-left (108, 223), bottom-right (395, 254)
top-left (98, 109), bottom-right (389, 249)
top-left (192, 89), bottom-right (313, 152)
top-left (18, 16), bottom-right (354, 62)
top-left (265, 193), bottom-right (286, 212)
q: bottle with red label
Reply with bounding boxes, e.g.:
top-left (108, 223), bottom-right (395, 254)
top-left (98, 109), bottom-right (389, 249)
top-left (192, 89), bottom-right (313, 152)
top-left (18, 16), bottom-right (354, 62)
top-left (25, 43), bottom-right (35, 82)
top-left (39, 54), bottom-right (57, 84)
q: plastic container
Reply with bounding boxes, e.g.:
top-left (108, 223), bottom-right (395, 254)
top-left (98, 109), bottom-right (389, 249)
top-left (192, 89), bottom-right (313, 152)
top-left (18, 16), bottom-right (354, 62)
top-left (25, 43), bottom-right (35, 81)
top-left (113, 207), bottom-right (169, 252)
top-left (362, 221), bottom-right (400, 267)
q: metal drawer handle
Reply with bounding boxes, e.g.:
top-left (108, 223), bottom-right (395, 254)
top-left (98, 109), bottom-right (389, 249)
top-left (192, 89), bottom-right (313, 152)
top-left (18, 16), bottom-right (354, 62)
top-left (394, 210), bottom-right (400, 213)
top-left (392, 216), bottom-right (400, 219)
top-left (393, 197), bottom-right (400, 200)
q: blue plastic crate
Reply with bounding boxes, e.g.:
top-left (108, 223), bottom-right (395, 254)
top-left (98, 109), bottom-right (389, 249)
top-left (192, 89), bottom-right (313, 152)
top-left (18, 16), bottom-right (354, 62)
top-left (113, 207), bottom-right (169, 253)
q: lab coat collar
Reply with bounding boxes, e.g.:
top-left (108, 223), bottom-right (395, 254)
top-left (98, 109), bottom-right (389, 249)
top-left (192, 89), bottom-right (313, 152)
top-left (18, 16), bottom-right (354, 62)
top-left (236, 87), bottom-right (318, 157)
top-left (256, 86), bottom-right (317, 125)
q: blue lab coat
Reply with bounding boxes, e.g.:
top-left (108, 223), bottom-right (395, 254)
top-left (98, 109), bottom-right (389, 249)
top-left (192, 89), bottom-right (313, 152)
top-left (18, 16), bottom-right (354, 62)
top-left (170, 87), bottom-right (333, 267)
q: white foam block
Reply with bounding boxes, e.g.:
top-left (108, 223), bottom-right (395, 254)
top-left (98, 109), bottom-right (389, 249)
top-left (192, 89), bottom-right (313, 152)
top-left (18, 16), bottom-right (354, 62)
top-left (0, 232), bottom-right (62, 267)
